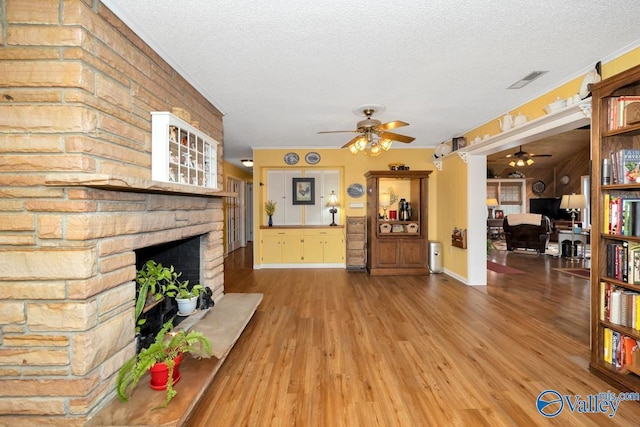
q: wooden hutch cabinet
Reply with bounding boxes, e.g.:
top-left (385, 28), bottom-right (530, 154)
top-left (365, 170), bottom-right (431, 275)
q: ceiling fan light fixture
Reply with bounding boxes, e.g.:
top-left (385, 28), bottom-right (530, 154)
top-left (320, 104), bottom-right (413, 157)
top-left (370, 142), bottom-right (381, 156)
top-left (509, 160), bottom-right (516, 167)
top-left (526, 158), bottom-right (534, 166)
top-left (379, 138), bottom-right (393, 151)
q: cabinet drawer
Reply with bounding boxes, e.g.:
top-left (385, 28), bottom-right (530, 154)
top-left (303, 229), bottom-right (343, 236)
top-left (347, 256), bottom-right (365, 266)
top-left (347, 249), bottom-right (364, 258)
top-left (347, 223), bottom-right (365, 234)
top-left (346, 217), bottom-right (365, 232)
top-left (347, 240), bottom-right (364, 250)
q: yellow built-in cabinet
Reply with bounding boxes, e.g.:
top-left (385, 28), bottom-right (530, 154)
top-left (260, 227), bottom-right (345, 267)
top-left (259, 166), bottom-right (345, 268)
top-left (303, 229), bottom-right (345, 263)
top-left (261, 229), bottom-right (304, 264)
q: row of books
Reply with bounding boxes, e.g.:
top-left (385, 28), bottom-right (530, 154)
top-left (605, 242), bottom-right (640, 284)
top-left (600, 282), bottom-right (640, 327)
top-left (608, 149), bottom-right (640, 185)
top-left (603, 194), bottom-right (640, 235)
top-left (607, 96), bottom-right (640, 131)
top-left (603, 327), bottom-right (639, 370)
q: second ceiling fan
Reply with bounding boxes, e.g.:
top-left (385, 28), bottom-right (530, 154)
top-left (505, 145), bottom-right (551, 166)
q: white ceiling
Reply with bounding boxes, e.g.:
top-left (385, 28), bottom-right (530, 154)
top-left (102, 0), bottom-right (640, 168)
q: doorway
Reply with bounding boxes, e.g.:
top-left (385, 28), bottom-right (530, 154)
top-left (226, 177), bottom-right (243, 253)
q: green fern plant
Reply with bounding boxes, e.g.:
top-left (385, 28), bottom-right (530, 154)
top-left (116, 319), bottom-right (212, 408)
top-left (134, 260), bottom-right (182, 333)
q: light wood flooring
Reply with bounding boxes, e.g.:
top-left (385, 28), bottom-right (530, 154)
top-left (187, 244), bottom-right (640, 426)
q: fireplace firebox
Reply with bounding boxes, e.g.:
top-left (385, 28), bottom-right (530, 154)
top-left (135, 235), bottom-right (203, 350)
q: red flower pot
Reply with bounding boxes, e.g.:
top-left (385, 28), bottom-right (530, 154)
top-left (149, 353), bottom-right (182, 390)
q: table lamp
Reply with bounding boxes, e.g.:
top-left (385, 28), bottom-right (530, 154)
top-left (379, 192), bottom-right (391, 219)
top-left (326, 190), bottom-right (339, 226)
top-left (560, 193), bottom-right (587, 261)
top-left (486, 198), bottom-right (499, 218)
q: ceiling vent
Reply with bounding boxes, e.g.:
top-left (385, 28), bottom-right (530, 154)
top-left (507, 71), bottom-right (548, 89)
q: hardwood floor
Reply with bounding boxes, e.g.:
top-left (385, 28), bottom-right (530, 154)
top-left (187, 244), bottom-right (640, 426)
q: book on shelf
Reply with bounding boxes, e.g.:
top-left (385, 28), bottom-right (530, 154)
top-left (602, 327), bottom-right (640, 372)
top-left (603, 195), bottom-right (640, 236)
top-left (600, 281), bottom-right (640, 326)
top-left (604, 327), bottom-right (613, 365)
top-left (604, 193), bottom-right (610, 234)
top-left (619, 149), bottom-right (640, 184)
top-left (607, 96), bottom-right (640, 131)
top-left (609, 148), bottom-right (640, 184)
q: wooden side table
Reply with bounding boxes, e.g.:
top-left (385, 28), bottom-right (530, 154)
top-left (487, 218), bottom-right (504, 239)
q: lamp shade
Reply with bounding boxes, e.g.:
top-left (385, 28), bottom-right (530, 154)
top-left (486, 198), bottom-right (499, 207)
top-left (560, 193), bottom-right (587, 210)
top-left (326, 191), bottom-right (339, 207)
top-left (379, 192), bottom-right (391, 207)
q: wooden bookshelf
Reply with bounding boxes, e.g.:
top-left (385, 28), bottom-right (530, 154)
top-left (590, 63), bottom-right (640, 392)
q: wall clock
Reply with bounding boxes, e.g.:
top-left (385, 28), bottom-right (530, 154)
top-left (532, 180), bottom-right (546, 194)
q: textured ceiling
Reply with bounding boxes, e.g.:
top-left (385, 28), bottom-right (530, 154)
top-left (102, 0), bottom-right (640, 168)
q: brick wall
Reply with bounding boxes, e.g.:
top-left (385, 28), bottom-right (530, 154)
top-left (0, 1), bottom-right (225, 424)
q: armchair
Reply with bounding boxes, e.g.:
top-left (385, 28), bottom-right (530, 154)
top-left (503, 214), bottom-right (551, 253)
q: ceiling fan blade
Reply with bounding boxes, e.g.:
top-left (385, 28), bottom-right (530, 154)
top-left (375, 120), bottom-right (409, 131)
top-left (341, 135), bottom-right (364, 149)
top-left (379, 131), bottom-right (415, 143)
top-left (318, 130), bottom-right (358, 134)
top-left (529, 153), bottom-right (552, 157)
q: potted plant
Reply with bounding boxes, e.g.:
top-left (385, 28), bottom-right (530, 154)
top-left (116, 319), bottom-right (211, 408)
top-left (265, 200), bottom-right (276, 226)
top-left (165, 280), bottom-right (205, 315)
top-left (134, 260), bottom-right (181, 333)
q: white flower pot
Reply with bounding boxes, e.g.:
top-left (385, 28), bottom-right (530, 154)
top-left (176, 296), bottom-right (197, 315)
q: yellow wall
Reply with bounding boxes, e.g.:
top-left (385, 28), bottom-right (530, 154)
top-left (435, 154), bottom-right (469, 277)
top-left (224, 161), bottom-right (253, 182)
top-left (253, 148), bottom-right (437, 263)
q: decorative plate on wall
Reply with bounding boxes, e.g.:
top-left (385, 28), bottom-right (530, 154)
top-left (284, 152), bottom-right (299, 165)
top-left (305, 152), bottom-right (321, 164)
top-left (532, 180), bottom-right (546, 194)
top-left (347, 183), bottom-right (365, 198)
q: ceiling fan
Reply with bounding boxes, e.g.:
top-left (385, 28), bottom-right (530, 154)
top-left (504, 145), bottom-right (552, 166)
top-left (317, 104), bottom-right (415, 156)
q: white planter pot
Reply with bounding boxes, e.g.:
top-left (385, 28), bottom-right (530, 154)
top-left (176, 296), bottom-right (197, 315)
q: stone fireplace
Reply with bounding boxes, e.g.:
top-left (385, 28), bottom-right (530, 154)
top-left (0, 2), bottom-right (226, 425)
